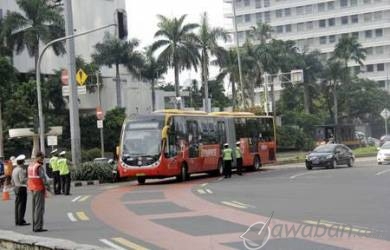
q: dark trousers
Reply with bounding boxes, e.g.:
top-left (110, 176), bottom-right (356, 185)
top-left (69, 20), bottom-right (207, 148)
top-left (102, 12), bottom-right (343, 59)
top-left (61, 173), bottom-right (71, 195)
top-left (236, 157), bottom-right (243, 175)
top-left (32, 190), bottom-right (45, 231)
top-left (14, 186), bottom-right (27, 225)
top-left (224, 160), bottom-right (232, 178)
top-left (53, 171), bottom-right (61, 194)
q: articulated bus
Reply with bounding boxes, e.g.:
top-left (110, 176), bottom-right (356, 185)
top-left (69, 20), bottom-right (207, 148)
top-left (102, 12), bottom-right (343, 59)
top-left (117, 110), bottom-right (276, 184)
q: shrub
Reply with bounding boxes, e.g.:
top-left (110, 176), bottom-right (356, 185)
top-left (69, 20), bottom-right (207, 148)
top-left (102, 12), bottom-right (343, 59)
top-left (81, 148), bottom-right (101, 162)
top-left (71, 161), bottom-right (113, 183)
top-left (277, 126), bottom-right (314, 151)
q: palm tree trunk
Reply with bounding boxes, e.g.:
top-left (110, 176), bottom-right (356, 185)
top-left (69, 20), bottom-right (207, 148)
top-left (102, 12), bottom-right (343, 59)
top-left (0, 101), bottom-right (4, 159)
top-left (333, 83), bottom-right (338, 125)
top-left (303, 81), bottom-right (310, 114)
top-left (202, 54), bottom-right (209, 112)
top-left (151, 78), bottom-right (156, 111)
top-left (174, 63), bottom-right (180, 109)
top-left (115, 63), bottom-right (122, 107)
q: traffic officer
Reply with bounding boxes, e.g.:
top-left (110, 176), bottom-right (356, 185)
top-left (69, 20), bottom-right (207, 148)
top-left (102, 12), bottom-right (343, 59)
top-left (235, 141), bottom-right (243, 176)
top-left (58, 151), bottom-right (71, 195)
top-left (49, 149), bottom-right (60, 194)
top-left (28, 152), bottom-right (48, 232)
top-left (11, 154), bottom-right (29, 226)
top-left (222, 143), bottom-right (233, 178)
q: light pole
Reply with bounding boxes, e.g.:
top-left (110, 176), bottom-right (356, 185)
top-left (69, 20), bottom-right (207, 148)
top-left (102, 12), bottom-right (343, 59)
top-left (96, 72), bottom-right (105, 158)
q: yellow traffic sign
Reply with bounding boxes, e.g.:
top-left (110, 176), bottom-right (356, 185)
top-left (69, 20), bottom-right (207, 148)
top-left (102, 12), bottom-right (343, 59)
top-left (76, 69), bottom-right (88, 86)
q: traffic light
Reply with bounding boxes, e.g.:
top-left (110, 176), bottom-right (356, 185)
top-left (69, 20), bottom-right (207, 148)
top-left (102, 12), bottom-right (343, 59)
top-left (116, 9), bottom-right (128, 40)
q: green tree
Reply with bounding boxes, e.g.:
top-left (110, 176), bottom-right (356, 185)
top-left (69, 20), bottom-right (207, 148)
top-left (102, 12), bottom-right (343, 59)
top-left (196, 12), bottom-right (227, 111)
top-left (1, 0), bottom-right (65, 71)
top-left (248, 22), bottom-right (273, 44)
top-left (104, 108), bottom-right (126, 158)
top-left (200, 80), bottom-right (230, 110)
top-left (152, 14), bottom-right (199, 107)
top-left (92, 33), bottom-right (144, 108)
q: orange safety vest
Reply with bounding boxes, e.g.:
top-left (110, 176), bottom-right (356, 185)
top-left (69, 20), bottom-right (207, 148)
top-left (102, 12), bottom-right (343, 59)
top-left (27, 162), bottom-right (45, 191)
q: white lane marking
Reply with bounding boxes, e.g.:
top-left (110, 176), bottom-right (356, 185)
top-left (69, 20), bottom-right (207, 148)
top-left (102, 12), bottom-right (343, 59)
top-left (376, 169), bottom-right (390, 176)
top-left (67, 212), bottom-right (77, 222)
top-left (197, 189), bottom-right (206, 194)
top-left (99, 239), bottom-right (127, 250)
top-left (221, 201), bottom-right (247, 209)
top-left (112, 237), bottom-right (149, 250)
top-left (205, 188), bottom-right (213, 194)
top-left (290, 171), bottom-right (317, 179)
top-left (79, 195), bottom-right (90, 202)
top-left (216, 177), bottom-right (224, 181)
top-left (72, 196), bottom-right (81, 202)
top-left (232, 200), bottom-right (255, 208)
top-left (201, 183), bottom-right (208, 187)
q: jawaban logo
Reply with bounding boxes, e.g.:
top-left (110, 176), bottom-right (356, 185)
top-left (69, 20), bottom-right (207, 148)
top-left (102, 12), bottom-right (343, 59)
top-left (240, 212), bottom-right (273, 250)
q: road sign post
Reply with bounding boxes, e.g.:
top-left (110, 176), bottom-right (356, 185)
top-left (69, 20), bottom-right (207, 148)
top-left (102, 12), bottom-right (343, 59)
top-left (381, 108), bottom-right (390, 135)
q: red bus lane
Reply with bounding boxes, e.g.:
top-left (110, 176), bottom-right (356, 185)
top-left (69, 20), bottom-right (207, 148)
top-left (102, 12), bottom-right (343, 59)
top-left (91, 181), bottom-right (390, 250)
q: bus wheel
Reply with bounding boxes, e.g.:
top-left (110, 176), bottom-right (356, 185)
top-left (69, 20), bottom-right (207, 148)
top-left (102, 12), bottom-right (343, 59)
top-left (211, 159), bottom-right (223, 176)
top-left (137, 177), bottom-right (146, 185)
top-left (177, 164), bottom-right (188, 182)
top-left (252, 156), bottom-right (261, 171)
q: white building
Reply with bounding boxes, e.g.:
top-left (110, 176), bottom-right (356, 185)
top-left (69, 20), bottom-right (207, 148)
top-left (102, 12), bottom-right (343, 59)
top-left (0, 0), bottom-right (152, 115)
top-left (223, 0), bottom-right (390, 91)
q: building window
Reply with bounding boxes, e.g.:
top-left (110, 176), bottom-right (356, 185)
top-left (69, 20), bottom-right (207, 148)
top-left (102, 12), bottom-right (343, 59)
top-left (351, 15), bottom-right (358, 23)
top-left (329, 35), bottom-right (336, 43)
top-left (375, 46), bottom-right (384, 54)
top-left (375, 29), bottom-right (383, 37)
top-left (284, 8), bottom-right (291, 16)
top-left (305, 5), bottom-right (313, 14)
top-left (320, 36), bottom-right (327, 44)
top-left (296, 6), bottom-right (304, 15)
top-left (340, 0), bottom-right (348, 7)
top-left (328, 18), bottom-right (335, 26)
top-left (276, 26), bottom-right (283, 33)
top-left (327, 1), bottom-right (335, 10)
top-left (285, 24), bottom-right (291, 32)
top-left (264, 11), bottom-right (270, 22)
top-left (365, 30), bottom-right (373, 38)
top-left (264, 0), bottom-right (270, 7)
top-left (378, 81), bottom-right (386, 88)
top-left (319, 19), bottom-right (326, 28)
top-left (363, 0), bottom-right (371, 4)
top-left (352, 32), bottom-right (359, 38)
top-left (236, 16), bottom-right (243, 24)
top-left (364, 13), bottom-right (372, 22)
top-left (350, 0), bottom-right (358, 6)
top-left (377, 63), bottom-right (385, 71)
top-left (297, 23), bottom-right (304, 32)
top-left (244, 0), bottom-right (250, 6)
top-left (245, 14), bottom-right (251, 22)
top-left (276, 9), bottom-right (283, 18)
top-left (306, 21), bottom-right (313, 30)
top-left (366, 47), bottom-right (373, 55)
top-left (318, 3), bottom-right (325, 12)
top-left (256, 12), bottom-right (262, 21)
top-left (255, 0), bottom-right (261, 8)
top-left (341, 16), bottom-right (349, 25)
top-left (374, 11), bottom-right (382, 21)
top-left (366, 64), bottom-right (374, 72)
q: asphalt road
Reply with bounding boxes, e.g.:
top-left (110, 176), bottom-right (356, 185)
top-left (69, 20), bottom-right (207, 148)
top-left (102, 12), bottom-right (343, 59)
top-left (0, 157), bottom-right (389, 250)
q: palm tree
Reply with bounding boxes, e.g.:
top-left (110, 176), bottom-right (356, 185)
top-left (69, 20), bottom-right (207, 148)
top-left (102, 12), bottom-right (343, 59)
top-left (152, 14), bottom-right (199, 108)
top-left (1, 0), bottom-right (65, 71)
top-left (249, 22), bottom-right (273, 44)
top-left (323, 59), bottom-right (344, 125)
top-left (141, 47), bottom-right (167, 111)
top-left (92, 33), bottom-right (144, 107)
top-left (196, 12), bottom-right (227, 112)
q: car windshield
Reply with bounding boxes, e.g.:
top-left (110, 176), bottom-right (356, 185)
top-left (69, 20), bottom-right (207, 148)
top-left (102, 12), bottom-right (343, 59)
top-left (381, 143), bottom-right (390, 149)
top-left (123, 124), bottom-right (162, 157)
top-left (313, 144), bottom-right (336, 153)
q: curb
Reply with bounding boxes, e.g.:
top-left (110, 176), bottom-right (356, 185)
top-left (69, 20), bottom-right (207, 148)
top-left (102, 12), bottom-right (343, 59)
top-left (72, 180), bottom-right (100, 187)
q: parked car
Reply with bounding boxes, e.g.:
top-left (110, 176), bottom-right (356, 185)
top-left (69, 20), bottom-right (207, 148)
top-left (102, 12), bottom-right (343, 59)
top-left (379, 135), bottom-right (390, 147)
top-left (376, 142), bottom-right (390, 165)
top-left (305, 144), bottom-right (355, 170)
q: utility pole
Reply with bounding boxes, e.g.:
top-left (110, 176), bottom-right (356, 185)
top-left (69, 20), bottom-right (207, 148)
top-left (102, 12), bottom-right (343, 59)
top-left (263, 72), bottom-right (269, 115)
top-left (63, 0), bottom-right (81, 166)
top-left (96, 72), bottom-right (105, 158)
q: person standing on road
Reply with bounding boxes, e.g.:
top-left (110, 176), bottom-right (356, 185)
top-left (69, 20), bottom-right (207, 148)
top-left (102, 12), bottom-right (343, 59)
top-left (235, 141), bottom-right (243, 176)
top-left (49, 149), bottom-right (60, 195)
top-left (11, 154), bottom-right (29, 226)
top-left (28, 152), bottom-right (48, 232)
top-left (222, 143), bottom-right (233, 178)
top-left (58, 151), bottom-right (71, 195)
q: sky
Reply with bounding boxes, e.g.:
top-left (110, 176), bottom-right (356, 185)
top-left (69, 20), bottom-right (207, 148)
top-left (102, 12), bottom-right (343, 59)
top-left (126, 0), bottom-right (229, 87)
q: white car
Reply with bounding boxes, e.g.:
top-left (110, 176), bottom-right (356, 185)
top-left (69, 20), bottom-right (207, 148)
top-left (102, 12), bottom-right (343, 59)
top-left (377, 142), bottom-right (390, 164)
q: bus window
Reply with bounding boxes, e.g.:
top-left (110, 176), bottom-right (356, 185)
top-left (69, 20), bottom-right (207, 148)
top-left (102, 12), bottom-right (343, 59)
top-left (217, 121), bottom-right (226, 146)
top-left (187, 120), bottom-right (199, 158)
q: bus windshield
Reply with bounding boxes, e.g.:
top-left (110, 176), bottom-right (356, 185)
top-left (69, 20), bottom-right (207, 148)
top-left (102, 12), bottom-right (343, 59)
top-left (123, 122), bottom-right (162, 157)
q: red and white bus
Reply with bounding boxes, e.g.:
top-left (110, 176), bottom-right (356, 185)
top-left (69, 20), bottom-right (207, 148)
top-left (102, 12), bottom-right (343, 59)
top-left (117, 110), bottom-right (276, 184)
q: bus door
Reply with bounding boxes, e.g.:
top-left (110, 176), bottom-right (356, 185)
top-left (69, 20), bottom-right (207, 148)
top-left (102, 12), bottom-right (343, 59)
top-left (199, 118), bottom-right (219, 171)
top-left (186, 119), bottom-right (203, 172)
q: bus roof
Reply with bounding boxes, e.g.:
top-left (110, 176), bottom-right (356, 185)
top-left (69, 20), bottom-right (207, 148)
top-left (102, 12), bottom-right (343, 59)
top-left (209, 112), bottom-right (256, 117)
top-left (154, 109), bottom-right (207, 115)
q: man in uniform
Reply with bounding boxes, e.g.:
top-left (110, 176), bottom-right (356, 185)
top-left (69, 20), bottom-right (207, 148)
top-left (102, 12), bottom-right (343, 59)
top-left (49, 149), bottom-right (60, 194)
top-left (11, 154), bottom-right (29, 226)
top-left (58, 151), bottom-right (71, 195)
top-left (235, 141), bottom-right (243, 176)
top-left (28, 152), bottom-right (48, 232)
top-left (222, 143), bottom-right (233, 178)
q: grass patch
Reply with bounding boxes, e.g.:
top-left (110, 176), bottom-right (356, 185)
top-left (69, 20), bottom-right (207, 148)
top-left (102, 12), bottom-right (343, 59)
top-left (353, 146), bottom-right (378, 157)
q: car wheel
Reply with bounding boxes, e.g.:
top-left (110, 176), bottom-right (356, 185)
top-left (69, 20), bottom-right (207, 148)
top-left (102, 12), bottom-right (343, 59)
top-left (306, 163), bottom-right (312, 170)
top-left (330, 159), bottom-right (337, 169)
top-left (348, 158), bottom-right (354, 167)
top-left (252, 156), bottom-right (261, 171)
top-left (378, 161), bottom-right (382, 165)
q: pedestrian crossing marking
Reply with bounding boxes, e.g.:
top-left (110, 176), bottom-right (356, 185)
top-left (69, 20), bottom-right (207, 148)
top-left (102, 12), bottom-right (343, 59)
top-left (67, 212), bottom-right (77, 222)
top-left (197, 189), bottom-right (206, 194)
top-left (72, 196), bottom-right (82, 202)
top-left (99, 239), bottom-right (127, 250)
top-left (205, 188), bottom-right (213, 194)
top-left (112, 237), bottom-right (149, 250)
top-left (76, 211), bottom-right (89, 221)
top-left (221, 201), bottom-right (247, 209)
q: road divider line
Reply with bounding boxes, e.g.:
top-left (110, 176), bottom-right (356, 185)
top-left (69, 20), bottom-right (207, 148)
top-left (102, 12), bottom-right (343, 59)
top-left (72, 196), bottom-right (81, 202)
top-left (232, 200), bottom-right (255, 208)
top-left (201, 183), bottom-right (208, 187)
top-left (290, 171), bottom-right (318, 179)
top-left (67, 212), bottom-right (77, 222)
top-left (205, 188), bottom-right (213, 194)
top-left (99, 239), bottom-right (127, 250)
top-left (112, 237), bottom-right (149, 250)
top-left (76, 211), bottom-right (90, 221)
top-left (303, 220), bottom-right (371, 234)
top-left (197, 189), bottom-right (206, 194)
top-left (79, 195), bottom-right (90, 202)
top-left (376, 169), bottom-right (390, 176)
top-left (221, 201), bottom-right (247, 209)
